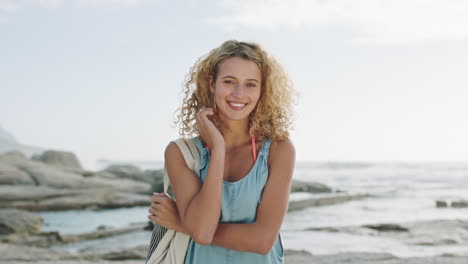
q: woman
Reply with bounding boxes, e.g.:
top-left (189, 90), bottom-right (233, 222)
top-left (148, 40), bottom-right (296, 263)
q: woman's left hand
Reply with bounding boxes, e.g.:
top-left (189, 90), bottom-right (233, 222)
top-left (148, 193), bottom-right (187, 234)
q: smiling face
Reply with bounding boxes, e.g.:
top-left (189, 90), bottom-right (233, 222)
top-left (210, 56), bottom-right (262, 123)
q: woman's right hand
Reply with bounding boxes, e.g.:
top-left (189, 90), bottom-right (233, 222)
top-left (196, 107), bottom-right (225, 150)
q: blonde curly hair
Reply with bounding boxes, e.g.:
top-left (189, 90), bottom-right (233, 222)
top-left (175, 40), bottom-right (296, 141)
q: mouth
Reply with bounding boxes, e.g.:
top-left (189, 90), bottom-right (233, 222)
top-left (227, 101), bottom-right (248, 110)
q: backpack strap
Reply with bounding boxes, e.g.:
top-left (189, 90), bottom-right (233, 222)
top-left (163, 138), bottom-right (200, 193)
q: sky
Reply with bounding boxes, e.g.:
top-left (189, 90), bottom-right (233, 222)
top-left (1, 0), bottom-right (467, 169)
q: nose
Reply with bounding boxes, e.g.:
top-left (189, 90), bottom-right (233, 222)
top-left (232, 83), bottom-right (245, 98)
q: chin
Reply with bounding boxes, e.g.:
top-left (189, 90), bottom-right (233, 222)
top-left (218, 110), bottom-right (252, 122)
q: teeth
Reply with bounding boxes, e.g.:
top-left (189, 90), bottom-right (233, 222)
top-left (229, 102), bottom-right (247, 107)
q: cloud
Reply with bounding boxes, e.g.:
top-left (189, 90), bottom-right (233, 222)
top-left (26, 0), bottom-right (63, 8)
top-left (75, 0), bottom-right (141, 8)
top-left (210, 0), bottom-right (468, 44)
top-left (0, 0), bottom-right (20, 13)
top-left (0, 0), bottom-right (63, 12)
top-left (0, 0), bottom-right (143, 13)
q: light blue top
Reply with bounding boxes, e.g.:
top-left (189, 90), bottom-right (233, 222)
top-left (184, 137), bottom-right (284, 264)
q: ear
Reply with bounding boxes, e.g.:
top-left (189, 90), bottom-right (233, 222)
top-left (209, 75), bottom-right (215, 94)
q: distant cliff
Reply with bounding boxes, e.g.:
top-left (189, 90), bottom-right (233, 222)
top-left (0, 125), bottom-right (43, 157)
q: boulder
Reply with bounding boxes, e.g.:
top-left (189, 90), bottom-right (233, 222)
top-left (80, 245), bottom-right (148, 260)
top-left (1, 153), bottom-right (91, 188)
top-left (144, 169), bottom-right (164, 193)
top-left (435, 199), bottom-right (468, 208)
top-left (0, 151), bottom-right (29, 164)
top-left (452, 200), bottom-right (468, 208)
top-left (0, 209), bottom-right (43, 235)
top-left (102, 164), bottom-right (145, 182)
top-left (13, 224), bottom-right (147, 248)
top-left (0, 162), bottom-right (35, 185)
top-left (288, 193), bottom-right (368, 211)
top-left (0, 152), bottom-right (150, 192)
top-left (32, 150), bottom-right (83, 171)
top-left (0, 188), bottom-right (151, 211)
top-left (310, 219), bottom-right (468, 248)
top-left (0, 242), bottom-right (74, 262)
top-left (436, 200), bottom-right (448, 208)
top-left (0, 186), bottom-right (82, 202)
top-left (362, 223), bottom-right (409, 232)
top-left (291, 180), bottom-right (332, 193)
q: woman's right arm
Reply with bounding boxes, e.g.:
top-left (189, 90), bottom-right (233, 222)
top-left (164, 142), bottom-right (224, 245)
top-left (164, 107), bottom-right (225, 245)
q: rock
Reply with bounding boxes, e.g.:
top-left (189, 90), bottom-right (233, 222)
top-left (451, 200), bottom-right (468, 208)
top-left (0, 188), bottom-right (151, 211)
top-left (0, 152), bottom-right (151, 191)
top-left (0, 151), bottom-right (28, 163)
top-left (81, 245), bottom-right (148, 260)
top-left (330, 219), bottom-right (468, 248)
top-left (3, 223), bottom-right (147, 248)
top-left (88, 177), bottom-right (151, 193)
top-left (0, 209), bottom-right (43, 235)
top-left (81, 171), bottom-right (96, 177)
top-left (288, 193), bottom-right (368, 211)
top-left (1, 154), bottom-right (93, 188)
top-left (435, 199), bottom-right (468, 208)
top-left (285, 252), bottom-right (397, 264)
top-left (99, 167), bottom-right (164, 192)
top-left (291, 180), bottom-right (332, 193)
top-left (415, 238), bottom-right (459, 246)
top-left (436, 200), bottom-right (448, 207)
top-left (305, 226), bottom-right (342, 232)
top-left (61, 224), bottom-right (147, 245)
top-left (102, 164), bottom-right (145, 182)
top-left (0, 186), bottom-right (82, 202)
top-left (0, 242), bottom-right (74, 262)
top-left (285, 249), bottom-right (313, 256)
top-left (0, 151), bottom-right (29, 167)
top-left (32, 150), bottom-right (83, 171)
top-left (95, 170), bottom-right (118, 179)
top-left (144, 169), bottom-right (164, 193)
top-left (362, 224), bottom-right (409, 232)
top-left (0, 162), bottom-right (35, 185)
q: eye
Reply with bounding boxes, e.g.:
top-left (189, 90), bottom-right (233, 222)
top-left (224, 80), bottom-right (234, 84)
top-left (247, 83), bottom-right (257, 88)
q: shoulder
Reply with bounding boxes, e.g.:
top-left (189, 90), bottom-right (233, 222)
top-left (269, 138), bottom-right (295, 160)
top-left (165, 138), bottom-right (200, 164)
top-left (266, 139), bottom-right (295, 182)
top-left (267, 138), bottom-right (295, 170)
top-left (164, 141), bottom-right (184, 163)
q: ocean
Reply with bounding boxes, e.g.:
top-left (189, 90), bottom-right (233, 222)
top-left (39, 161), bottom-right (468, 257)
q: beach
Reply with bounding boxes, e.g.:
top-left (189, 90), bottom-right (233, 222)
top-left (1, 150), bottom-right (468, 263)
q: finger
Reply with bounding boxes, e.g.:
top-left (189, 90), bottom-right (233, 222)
top-left (199, 108), bottom-right (213, 118)
top-left (150, 207), bottom-right (164, 217)
top-left (153, 192), bottom-right (169, 197)
top-left (148, 207), bottom-right (156, 215)
top-left (148, 214), bottom-right (159, 223)
top-left (151, 203), bottom-right (164, 211)
top-left (152, 196), bottom-right (169, 203)
top-left (162, 192), bottom-right (172, 198)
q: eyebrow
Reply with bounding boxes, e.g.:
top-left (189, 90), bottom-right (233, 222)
top-left (222, 75), bottom-right (259, 83)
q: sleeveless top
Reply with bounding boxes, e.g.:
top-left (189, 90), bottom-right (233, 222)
top-left (184, 137), bottom-right (284, 264)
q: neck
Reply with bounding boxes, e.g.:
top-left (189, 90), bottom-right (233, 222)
top-left (220, 117), bottom-right (251, 149)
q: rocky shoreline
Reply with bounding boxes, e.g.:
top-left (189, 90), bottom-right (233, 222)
top-left (0, 150), bottom-right (375, 263)
top-left (2, 242), bottom-right (468, 264)
top-left (2, 150), bottom-right (468, 263)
